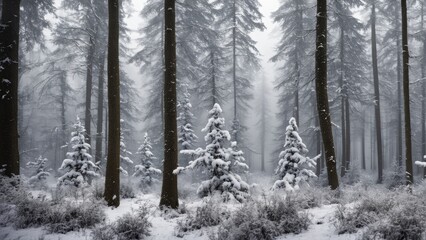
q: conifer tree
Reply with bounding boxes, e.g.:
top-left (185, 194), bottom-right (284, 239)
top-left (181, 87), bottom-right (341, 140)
top-left (174, 104), bottom-right (249, 202)
top-left (26, 156), bottom-right (50, 187)
top-left (273, 118), bottom-right (318, 191)
top-left (58, 117), bottom-right (99, 187)
top-left (177, 86), bottom-right (198, 165)
top-left (133, 133), bottom-right (162, 187)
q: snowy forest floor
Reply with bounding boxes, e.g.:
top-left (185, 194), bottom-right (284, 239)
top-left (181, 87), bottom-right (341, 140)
top-left (1, 172), bottom-right (426, 240)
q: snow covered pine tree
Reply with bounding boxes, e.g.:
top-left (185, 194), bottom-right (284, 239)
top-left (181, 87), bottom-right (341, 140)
top-left (119, 119), bottom-right (134, 176)
top-left (174, 104), bottom-right (249, 202)
top-left (133, 133), bottom-right (162, 188)
top-left (57, 117), bottom-right (99, 187)
top-left (26, 156), bottom-right (50, 187)
top-left (273, 118), bottom-right (318, 191)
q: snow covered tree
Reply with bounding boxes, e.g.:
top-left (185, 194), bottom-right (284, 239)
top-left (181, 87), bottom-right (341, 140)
top-left (228, 141), bottom-right (249, 174)
top-left (58, 117), bottom-right (99, 187)
top-left (26, 156), bottom-right (50, 187)
top-left (178, 86), bottom-right (198, 165)
top-left (119, 119), bottom-right (134, 176)
top-left (174, 104), bottom-right (249, 202)
top-left (273, 118), bottom-right (317, 191)
top-left (133, 133), bottom-right (162, 187)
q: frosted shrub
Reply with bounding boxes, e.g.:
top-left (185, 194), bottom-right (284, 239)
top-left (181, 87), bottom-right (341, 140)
top-left (92, 224), bottom-right (117, 240)
top-left (47, 201), bottom-right (105, 233)
top-left (211, 198), bottom-right (309, 240)
top-left (175, 104), bottom-right (249, 202)
top-left (334, 195), bottom-right (395, 234)
top-left (114, 207), bottom-right (152, 240)
top-left (120, 179), bottom-right (136, 199)
top-left (15, 197), bottom-right (52, 228)
top-left (384, 163), bottom-right (405, 190)
top-left (177, 200), bottom-right (226, 236)
top-left (363, 205), bottom-right (426, 240)
top-left (272, 118), bottom-right (318, 191)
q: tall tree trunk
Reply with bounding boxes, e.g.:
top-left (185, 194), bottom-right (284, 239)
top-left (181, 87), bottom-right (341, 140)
top-left (396, 6), bottom-right (403, 168)
top-left (345, 98), bottom-right (351, 171)
top-left (232, 0), bottom-right (238, 142)
top-left (211, 50), bottom-right (217, 107)
top-left (261, 77), bottom-right (266, 172)
top-left (421, 1), bottom-right (426, 178)
top-left (401, 0), bottom-right (413, 185)
top-left (315, 0), bottom-right (339, 190)
top-left (371, 1), bottom-right (384, 183)
top-left (315, 109), bottom-right (322, 176)
top-left (95, 51), bottom-right (106, 165)
top-left (160, 0), bottom-right (179, 209)
top-left (59, 70), bottom-right (67, 174)
top-left (104, 0), bottom-right (121, 207)
top-left (85, 33), bottom-right (96, 147)
top-left (361, 116), bottom-right (366, 170)
top-left (0, 0), bottom-right (21, 177)
top-left (339, 27), bottom-right (346, 177)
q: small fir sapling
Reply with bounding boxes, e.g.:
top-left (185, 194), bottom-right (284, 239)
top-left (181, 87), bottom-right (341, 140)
top-left (272, 118), bottom-right (318, 191)
top-left (26, 156), bottom-right (51, 186)
top-left (120, 120), bottom-right (134, 176)
top-left (57, 117), bottom-right (100, 187)
top-left (133, 133), bottom-right (162, 186)
top-left (174, 103), bottom-right (249, 202)
top-left (177, 86), bottom-right (198, 165)
top-left (227, 141), bottom-right (249, 174)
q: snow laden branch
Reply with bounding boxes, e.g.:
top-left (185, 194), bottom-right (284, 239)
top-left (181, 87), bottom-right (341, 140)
top-left (174, 104), bottom-right (249, 202)
top-left (273, 118), bottom-right (318, 192)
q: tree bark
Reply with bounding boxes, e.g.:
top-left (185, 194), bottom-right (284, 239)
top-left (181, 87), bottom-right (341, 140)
top-left (315, 0), bottom-right (339, 190)
top-left (84, 33), bottom-right (96, 147)
top-left (339, 27), bottom-right (346, 177)
top-left (345, 98), bottom-right (351, 172)
top-left (361, 116), bottom-right (366, 170)
top-left (371, 1), bottom-right (384, 183)
top-left (95, 51), bottom-right (106, 165)
top-left (104, 0), bottom-right (121, 207)
top-left (396, 5), bottom-right (403, 168)
top-left (232, 0), bottom-right (238, 142)
top-left (401, 0), bottom-right (413, 185)
top-left (261, 77), bottom-right (266, 172)
top-left (160, 0), bottom-right (179, 209)
top-left (421, 0), bottom-right (426, 178)
top-left (0, 0), bottom-right (21, 177)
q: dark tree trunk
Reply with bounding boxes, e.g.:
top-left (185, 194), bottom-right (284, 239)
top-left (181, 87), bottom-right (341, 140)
top-left (104, 0), bottom-right (121, 207)
top-left (160, 0), bottom-right (179, 209)
top-left (361, 117), bottom-right (366, 170)
top-left (85, 33), bottom-right (96, 147)
top-left (396, 6), bottom-right (403, 168)
top-left (421, 1), bottom-right (426, 178)
top-left (232, 0), bottom-right (238, 142)
top-left (339, 27), bottom-right (346, 177)
top-left (345, 98), bottom-right (351, 172)
top-left (315, 0), bottom-right (339, 190)
top-left (59, 70), bottom-right (67, 173)
top-left (315, 108), bottom-right (322, 176)
top-left (211, 50), bottom-right (217, 107)
top-left (0, 0), bottom-right (21, 177)
top-left (260, 77), bottom-right (266, 172)
top-left (371, 1), bottom-right (384, 183)
top-left (95, 51), bottom-right (106, 165)
top-left (401, 0), bottom-right (413, 185)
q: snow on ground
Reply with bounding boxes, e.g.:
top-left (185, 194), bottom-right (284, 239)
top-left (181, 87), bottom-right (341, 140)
top-left (278, 204), bottom-right (359, 240)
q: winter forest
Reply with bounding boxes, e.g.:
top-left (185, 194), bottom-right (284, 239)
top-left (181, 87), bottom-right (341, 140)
top-left (2, 0), bottom-right (426, 239)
